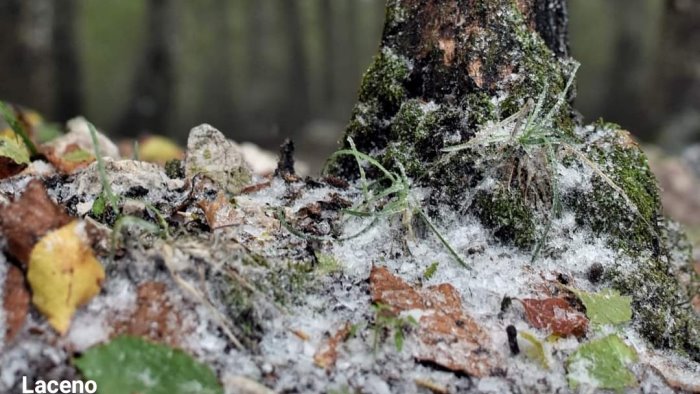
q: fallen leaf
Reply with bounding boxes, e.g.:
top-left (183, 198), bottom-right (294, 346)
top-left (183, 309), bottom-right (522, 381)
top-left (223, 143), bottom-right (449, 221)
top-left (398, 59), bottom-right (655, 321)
top-left (43, 143), bottom-right (95, 173)
top-left (41, 116), bottom-right (119, 174)
top-left (313, 323), bottom-right (351, 369)
top-left (138, 135), bottom-right (184, 164)
top-left (113, 282), bottom-right (185, 347)
top-left (566, 334), bottom-right (638, 391)
top-left (0, 179), bottom-right (72, 266)
top-left (0, 135), bottom-right (30, 178)
top-left (370, 266), bottom-right (500, 377)
top-left (521, 297), bottom-right (588, 337)
top-left (2, 264), bottom-right (30, 342)
top-left (570, 288), bottom-right (632, 326)
top-left (0, 135), bottom-right (30, 164)
top-left (198, 191), bottom-right (241, 229)
top-left (27, 220), bottom-right (105, 334)
top-left (74, 336), bottom-right (223, 394)
top-left (519, 331), bottom-right (549, 369)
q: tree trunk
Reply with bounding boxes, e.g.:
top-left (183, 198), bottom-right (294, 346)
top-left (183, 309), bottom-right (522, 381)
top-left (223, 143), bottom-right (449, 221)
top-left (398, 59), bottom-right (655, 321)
top-left (52, 0), bottom-right (83, 122)
top-left (0, 0), bottom-right (55, 115)
top-left (332, 0), bottom-right (576, 181)
top-left (330, 0), bottom-right (700, 362)
top-left (116, 0), bottom-right (176, 137)
top-left (653, 0), bottom-right (700, 150)
top-left (279, 0), bottom-right (310, 139)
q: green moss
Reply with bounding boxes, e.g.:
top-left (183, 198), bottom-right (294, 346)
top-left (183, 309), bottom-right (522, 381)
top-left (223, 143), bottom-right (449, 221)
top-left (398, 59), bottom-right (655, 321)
top-left (358, 48), bottom-right (411, 113)
top-left (572, 129), bottom-right (660, 254)
top-left (472, 186), bottom-right (536, 248)
top-left (608, 260), bottom-right (700, 361)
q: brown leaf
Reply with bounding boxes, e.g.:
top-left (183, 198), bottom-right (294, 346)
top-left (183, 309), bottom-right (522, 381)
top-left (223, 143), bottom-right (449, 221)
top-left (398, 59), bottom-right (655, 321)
top-left (3, 264), bottom-right (29, 342)
top-left (521, 298), bottom-right (588, 337)
top-left (42, 143), bottom-right (94, 174)
top-left (313, 323), bottom-right (351, 370)
top-left (0, 180), bottom-right (72, 266)
top-left (113, 282), bottom-right (185, 347)
top-left (370, 266), bottom-right (500, 377)
top-left (198, 192), bottom-right (241, 230)
top-left (0, 156), bottom-right (27, 179)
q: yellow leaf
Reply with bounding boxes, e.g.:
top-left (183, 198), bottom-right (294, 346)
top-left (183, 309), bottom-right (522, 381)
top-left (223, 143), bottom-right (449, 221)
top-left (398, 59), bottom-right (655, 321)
top-left (27, 221), bottom-right (105, 334)
top-left (138, 135), bottom-right (183, 164)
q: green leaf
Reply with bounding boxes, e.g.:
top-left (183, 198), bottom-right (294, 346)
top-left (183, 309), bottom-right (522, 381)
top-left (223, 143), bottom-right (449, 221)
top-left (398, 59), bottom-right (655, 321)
top-left (35, 122), bottom-right (63, 143)
top-left (63, 148), bottom-right (94, 163)
top-left (0, 136), bottom-right (30, 164)
top-left (74, 336), bottom-right (223, 394)
top-left (423, 261), bottom-right (439, 280)
top-left (0, 101), bottom-right (38, 156)
top-left (570, 288), bottom-right (632, 325)
top-left (519, 331), bottom-right (549, 369)
top-left (91, 195), bottom-right (106, 216)
top-left (567, 334), bottom-right (638, 391)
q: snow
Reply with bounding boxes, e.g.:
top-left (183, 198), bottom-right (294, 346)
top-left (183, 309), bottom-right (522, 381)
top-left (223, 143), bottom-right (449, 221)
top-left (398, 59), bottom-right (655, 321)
top-left (0, 136), bottom-right (698, 393)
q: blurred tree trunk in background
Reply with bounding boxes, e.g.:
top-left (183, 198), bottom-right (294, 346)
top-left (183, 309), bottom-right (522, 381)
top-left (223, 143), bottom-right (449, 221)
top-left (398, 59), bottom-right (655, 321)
top-left (117, 0), bottom-right (176, 136)
top-left (320, 0), bottom-right (336, 113)
top-left (0, 0), bottom-right (55, 116)
top-left (53, 0), bottom-right (83, 121)
top-left (200, 0), bottom-right (237, 130)
top-left (653, 0), bottom-right (700, 150)
top-left (602, 0), bottom-right (649, 138)
top-left (280, 0), bottom-right (310, 138)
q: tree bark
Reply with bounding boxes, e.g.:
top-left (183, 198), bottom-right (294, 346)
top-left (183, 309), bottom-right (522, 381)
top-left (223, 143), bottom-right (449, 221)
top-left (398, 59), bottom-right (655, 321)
top-left (652, 0), bottom-right (700, 150)
top-left (0, 0), bottom-right (55, 115)
top-left (52, 0), bottom-right (83, 122)
top-left (333, 0), bottom-right (576, 180)
top-left (279, 1), bottom-right (310, 138)
top-left (117, 0), bottom-right (176, 137)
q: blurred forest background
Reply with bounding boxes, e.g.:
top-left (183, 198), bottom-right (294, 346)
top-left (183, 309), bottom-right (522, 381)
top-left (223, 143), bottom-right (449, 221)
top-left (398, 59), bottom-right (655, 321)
top-left (0, 0), bottom-right (698, 171)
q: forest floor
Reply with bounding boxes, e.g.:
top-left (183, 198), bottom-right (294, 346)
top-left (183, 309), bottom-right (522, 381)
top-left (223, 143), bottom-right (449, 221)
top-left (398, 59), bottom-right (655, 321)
top-left (0, 113), bottom-right (699, 393)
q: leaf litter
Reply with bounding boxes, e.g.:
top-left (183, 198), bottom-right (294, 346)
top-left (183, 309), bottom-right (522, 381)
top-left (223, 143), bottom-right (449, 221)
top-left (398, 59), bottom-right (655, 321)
top-left (0, 118), bottom-right (697, 393)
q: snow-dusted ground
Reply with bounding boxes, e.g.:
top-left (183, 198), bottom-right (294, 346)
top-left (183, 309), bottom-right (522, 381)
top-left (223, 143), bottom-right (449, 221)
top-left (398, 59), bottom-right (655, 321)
top-left (0, 152), bottom-right (698, 393)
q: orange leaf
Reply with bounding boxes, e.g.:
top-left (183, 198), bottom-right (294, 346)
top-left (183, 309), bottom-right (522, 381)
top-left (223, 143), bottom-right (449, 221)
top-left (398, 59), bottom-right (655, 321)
top-left (521, 298), bottom-right (588, 337)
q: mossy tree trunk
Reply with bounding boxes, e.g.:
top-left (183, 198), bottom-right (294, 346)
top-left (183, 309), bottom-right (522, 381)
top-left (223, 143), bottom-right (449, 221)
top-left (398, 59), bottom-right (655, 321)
top-left (331, 0), bottom-right (700, 362)
top-left (331, 0), bottom-right (578, 182)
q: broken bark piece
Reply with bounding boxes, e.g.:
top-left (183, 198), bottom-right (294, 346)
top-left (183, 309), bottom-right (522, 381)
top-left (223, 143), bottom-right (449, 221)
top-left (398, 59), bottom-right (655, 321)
top-left (0, 179), bottom-right (72, 265)
top-left (520, 297), bottom-right (588, 337)
top-left (2, 264), bottom-right (30, 343)
top-left (369, 266), bottom-right (500, 377)
top-left (185, 124), bottom-right (252, 194)
top-left (313, 323), bottom-right (351, 370)
top-left (275, 138), bottom-right (297, 181)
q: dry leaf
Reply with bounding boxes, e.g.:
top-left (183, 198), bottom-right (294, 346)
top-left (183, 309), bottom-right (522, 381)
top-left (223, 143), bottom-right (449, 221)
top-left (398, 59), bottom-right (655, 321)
top-left (198, 191), bottom-right (241, 229)
top-left (313, 323), bottom-right (351, 369)
top-left (138, 135), bottom-right (184, 164)
top-left (2, 264), bottom-right (30, 342)
top-left (112, 281), bottom-right (185, 347)
top-left (0, 179), bottom-right (72, 266)
top-left (43, 143), bottom-right (95, 173)
top-left (370, 266), bottom-right (500, 377)
top-left (27, 220), bottom-right (105, 334)
top-left (521, 298), bottom-right (588, 337)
